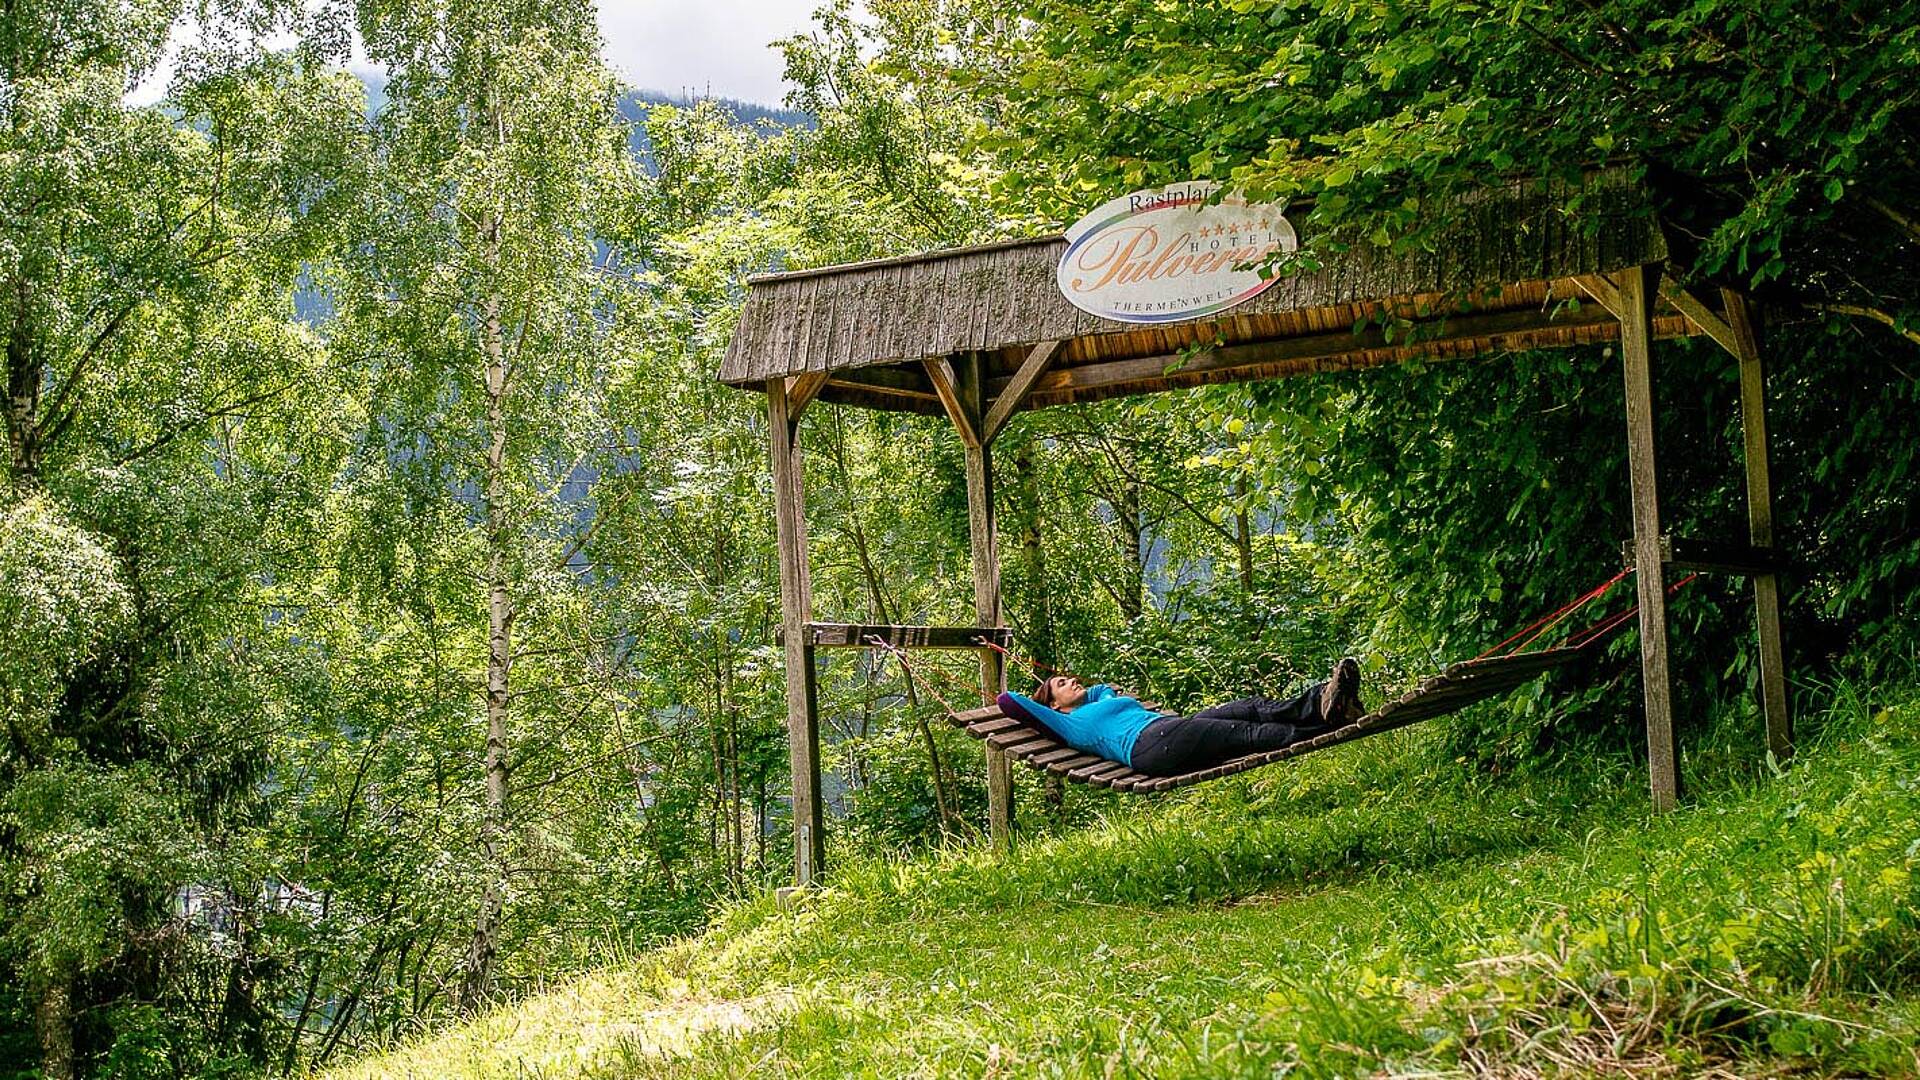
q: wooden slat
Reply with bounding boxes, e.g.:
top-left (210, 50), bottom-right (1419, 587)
top-left (1381, 676), bottom-right (1535, 716)
top-left (950, 704), bottom-right (1004, 725)
top-left (966, 717), bottom-right (1024, 738)
top-left (1066, 758), bottom-right (1116, 783)
top-left (1412, 664), bottom-right (1557, 700)
top-left (1002, 736), bottom-right (1055, 758)
top-left (984, 727), bottom-right (1042, 750)
top-left (1046, 753), bottom-right (1104, 776)
top-left (1440, 649), bottom-right (1582, 681)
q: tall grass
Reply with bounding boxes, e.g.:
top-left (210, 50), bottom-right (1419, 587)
top-left (329, 677), bottom-right (1920, 1078)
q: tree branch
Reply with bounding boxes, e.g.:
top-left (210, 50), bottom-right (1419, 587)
top-left (1812, 303), bottom-right (1920, 347)
top-left (112, 383), bottom-right (297, 465)
top-left (37, 299), bottom-right (142, 446)
top-left (1862, 194), bottom-right (1920, 247)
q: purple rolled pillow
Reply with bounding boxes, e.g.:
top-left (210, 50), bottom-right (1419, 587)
top-left (997, 690), bottom-right (1066, 742)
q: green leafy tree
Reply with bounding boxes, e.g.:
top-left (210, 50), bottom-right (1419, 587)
top-left (973, 0), bottom-right (1918, 339)
top-left (338, 0), bottom-right (639, 1012)
top-left (1, 3), bottom-right (364, 1072)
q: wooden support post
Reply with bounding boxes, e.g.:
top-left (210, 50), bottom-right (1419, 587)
top-left (1619, 263), bottom-right (1680, 811)
top-left (1723, 290), bottom-right (1792, 761)
top-left (768, 378), bottom-right (825, 884)
top-left (956, 355), bottom-right (1012, 848)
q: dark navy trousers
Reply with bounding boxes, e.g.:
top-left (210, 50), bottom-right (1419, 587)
top-left (1128, 680), bottom-right (1345, 776)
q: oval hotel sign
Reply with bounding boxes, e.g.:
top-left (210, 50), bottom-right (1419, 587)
top-left (1057, 181), bottom-right (1297, 324)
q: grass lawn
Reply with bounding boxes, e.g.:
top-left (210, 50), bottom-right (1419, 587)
top-left (328, 680), bottom-right (1920, 1078)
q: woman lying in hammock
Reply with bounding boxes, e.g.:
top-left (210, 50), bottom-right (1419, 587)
top-left (1009, 658), bottom-right (1365, 777)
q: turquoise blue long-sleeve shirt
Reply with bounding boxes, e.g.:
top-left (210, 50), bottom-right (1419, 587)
top-left (1005, 684), bottom-right (1167, 766)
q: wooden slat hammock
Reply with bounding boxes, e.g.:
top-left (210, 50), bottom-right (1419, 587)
top-left (884, 567), bottom-right (1694, 795)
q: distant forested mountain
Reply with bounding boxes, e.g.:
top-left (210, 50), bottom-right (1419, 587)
top-left (619, 88), bottom-right (808, 132)
top-left (618, 89), bottom-right (811, 167)
top-left (355, 71), bottom-right (808, 166)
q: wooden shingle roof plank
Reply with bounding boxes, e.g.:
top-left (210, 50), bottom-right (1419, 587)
top-left (718, 171), bottom-right (1672, 399)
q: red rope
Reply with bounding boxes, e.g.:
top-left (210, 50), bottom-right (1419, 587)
top-left (867, 635), bottom-right (985, 715)
top-left (1473, 566), bottom-right (1635, 661)
top-left (911, 565), bottom-right (1698, 706)
top-left (976, 637), bottom-right (1069, 690)
top-left (1565, 572), bottom-right (1700, 649)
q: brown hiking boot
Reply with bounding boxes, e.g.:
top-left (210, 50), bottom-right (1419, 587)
top-left (1319, 657), bottom-right (1364, 724)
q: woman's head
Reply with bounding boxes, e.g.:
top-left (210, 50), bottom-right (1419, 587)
top-left (1033, 674), bottom-right (1086, 710)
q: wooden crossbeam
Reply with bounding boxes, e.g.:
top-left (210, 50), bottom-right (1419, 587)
top-left (1574, 274), bottom-right (1625, 320)
top-left (1661, 285), bottom-right (1741, 358)
top-left (829, 366), bottom-right (938, 398)
top-left (1620, 535), bottom-right (1786, 577)
top-left (778, 623), bottom-right (1015, 649)
top-left (1007, 305), bottom-right (1622, 401)
top-left (982, 339), bottom-right (1062, 443)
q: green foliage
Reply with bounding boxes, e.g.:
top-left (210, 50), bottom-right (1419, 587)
top-left (5, 1), bottom-right (1919, 1075)
top-left (0, 499), bottom-right (132, 741)
top-left (973, 0), bottom-right (1919, 333)
top-left (1229, 315), bottom-right (1920, 761)
top-left (0, 761), bottom-right (190, 984)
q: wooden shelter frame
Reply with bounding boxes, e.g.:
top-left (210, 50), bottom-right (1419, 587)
top-left (720, 173), bottom-right (1792, 886)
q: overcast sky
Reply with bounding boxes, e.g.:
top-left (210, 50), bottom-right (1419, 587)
top-left (130, 1), bottom-right (820, 107)
top-left (599, 0), bottom-right (817, 105)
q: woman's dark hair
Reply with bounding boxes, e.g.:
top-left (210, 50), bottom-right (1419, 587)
top-left (1032, 677), bottom-right (1056, 707)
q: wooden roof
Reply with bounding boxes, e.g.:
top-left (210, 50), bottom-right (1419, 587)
top-left (718, 170), bottom-right (1705, 415)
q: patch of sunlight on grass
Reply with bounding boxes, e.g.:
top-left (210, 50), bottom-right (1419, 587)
top-left (323, 969), bottom-right (792, 1080)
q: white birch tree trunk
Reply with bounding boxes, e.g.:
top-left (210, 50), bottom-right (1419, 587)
top-left (459, 212), bottom-right (514, 1013)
